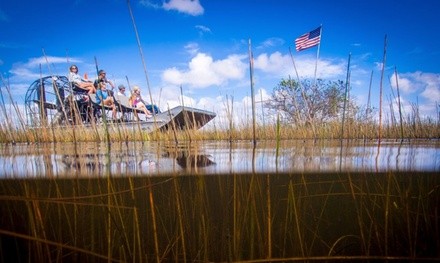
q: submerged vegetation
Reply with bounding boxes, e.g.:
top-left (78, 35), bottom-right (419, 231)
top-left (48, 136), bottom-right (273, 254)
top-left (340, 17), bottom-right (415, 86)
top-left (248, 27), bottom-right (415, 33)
top-left (0, 171), bottom-right (438, 262)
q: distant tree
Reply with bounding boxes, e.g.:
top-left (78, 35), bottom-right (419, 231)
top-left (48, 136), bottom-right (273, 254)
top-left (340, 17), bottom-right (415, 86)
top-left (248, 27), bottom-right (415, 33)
top-left (265, 78), bottom-right (354, 125)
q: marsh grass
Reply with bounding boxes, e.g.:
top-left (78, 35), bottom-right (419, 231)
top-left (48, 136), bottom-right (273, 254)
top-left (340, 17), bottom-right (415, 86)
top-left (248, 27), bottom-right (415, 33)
top-left (0, 171), bottom-right (438, 262)
top-left (0, 94), bottom-right (438, 144)
top-left (1, 117), bottom-right (438, 144)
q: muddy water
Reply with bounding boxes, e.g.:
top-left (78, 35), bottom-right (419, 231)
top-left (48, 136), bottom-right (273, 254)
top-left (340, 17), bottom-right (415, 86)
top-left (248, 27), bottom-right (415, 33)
top-left (0, 139), bottom-right (438, 178)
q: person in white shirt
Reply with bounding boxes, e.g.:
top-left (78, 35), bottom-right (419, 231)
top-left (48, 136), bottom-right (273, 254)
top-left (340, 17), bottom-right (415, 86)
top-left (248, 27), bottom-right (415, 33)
top-left (117, 84), bottom-right (127, 97)
top-left (68, 65), bottom-right (96, 94)
top-left (116, 84), bottom-right (129, 121)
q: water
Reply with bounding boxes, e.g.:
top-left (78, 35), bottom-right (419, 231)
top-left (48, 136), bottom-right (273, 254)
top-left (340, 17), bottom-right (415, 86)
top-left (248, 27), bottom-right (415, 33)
top-left (1, 140), bottom-right (439, 261)
top-left (0, 139), bottom-right (438, 178)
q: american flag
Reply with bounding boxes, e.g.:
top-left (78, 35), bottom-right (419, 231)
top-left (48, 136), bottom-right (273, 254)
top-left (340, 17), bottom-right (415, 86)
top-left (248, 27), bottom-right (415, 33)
top-left (295, 26), bottom-right (321, 52)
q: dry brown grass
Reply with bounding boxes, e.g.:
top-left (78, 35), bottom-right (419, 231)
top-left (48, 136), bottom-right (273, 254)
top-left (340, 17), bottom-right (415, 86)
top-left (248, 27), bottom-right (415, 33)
top-left (1, 118), bottom-right (439, 144)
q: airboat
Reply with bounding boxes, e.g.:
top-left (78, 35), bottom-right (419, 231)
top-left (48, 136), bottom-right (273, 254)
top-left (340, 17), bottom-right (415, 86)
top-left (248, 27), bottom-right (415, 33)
top-left (24, 76), bottom-right (216, 133)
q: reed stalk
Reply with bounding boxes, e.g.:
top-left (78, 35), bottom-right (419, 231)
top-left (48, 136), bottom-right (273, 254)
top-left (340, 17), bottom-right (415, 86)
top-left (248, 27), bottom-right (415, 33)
top-left (378, 35), bottom-right (388, 141)
top-left (147, 177), bottom-right (160, 263)
top-left (394, 67), bottom-right (404, 141)
top-left (173, 176), bottom-right (187, 262)
top-left (287, 179), bottom-right (305, 256)
top-left (126, 0), bottom-right (156, 132)
top-left (341, 53), bottom-right (351, 140)
top-left (266, 173), bottom-right (272, 258)
top-left (248, 39), bottom-right (257, 147)
top-left (276, 112), bottom-right (280, 155)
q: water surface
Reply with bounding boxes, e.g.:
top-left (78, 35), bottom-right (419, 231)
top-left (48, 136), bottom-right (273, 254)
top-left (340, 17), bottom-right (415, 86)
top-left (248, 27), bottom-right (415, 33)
top-left (0, 139), bottom-right (438, 178)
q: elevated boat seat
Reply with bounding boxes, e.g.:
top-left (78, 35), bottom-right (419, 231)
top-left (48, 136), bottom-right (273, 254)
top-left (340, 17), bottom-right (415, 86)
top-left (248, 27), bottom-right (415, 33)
top-left (69, 82), bottom-right (89, 94)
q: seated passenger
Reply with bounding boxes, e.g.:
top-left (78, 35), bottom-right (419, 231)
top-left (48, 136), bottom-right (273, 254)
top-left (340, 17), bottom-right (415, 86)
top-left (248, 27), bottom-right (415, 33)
top-left (96, 81), bottom-right (117, 120)
top-left (146, 104), bottom-right (161, 114)
top-left (129, 86), bottom-right (153, 120)
top-left (116, 84), bottom-right (128, 121)
top-left (116, 84), bottom-right (127, 97)
top-left (68, 65), bottom-right (96, 94)
top-left (94, 69), bottom-right (115, 94)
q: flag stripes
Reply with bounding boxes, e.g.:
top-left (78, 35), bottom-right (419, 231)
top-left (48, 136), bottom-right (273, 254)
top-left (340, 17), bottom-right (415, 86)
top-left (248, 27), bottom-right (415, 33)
top-left (295, 26), bottom-right (321, 51)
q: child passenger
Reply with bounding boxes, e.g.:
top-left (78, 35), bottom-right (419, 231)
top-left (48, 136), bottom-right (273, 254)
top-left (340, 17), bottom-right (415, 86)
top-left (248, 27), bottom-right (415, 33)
top-left (96, 81), bottom-right (117, 120)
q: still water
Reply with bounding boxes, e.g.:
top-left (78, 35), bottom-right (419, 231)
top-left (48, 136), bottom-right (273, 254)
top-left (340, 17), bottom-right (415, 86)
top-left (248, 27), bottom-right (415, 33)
top-left (0, 139), bottom-right (438, 177)
top-left (1, 140), bottom-right (439, 261)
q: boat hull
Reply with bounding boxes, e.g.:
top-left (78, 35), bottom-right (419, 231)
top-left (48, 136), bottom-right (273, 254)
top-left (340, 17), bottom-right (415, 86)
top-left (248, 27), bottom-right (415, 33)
top-left (108, 106), bottom-right (216, 133)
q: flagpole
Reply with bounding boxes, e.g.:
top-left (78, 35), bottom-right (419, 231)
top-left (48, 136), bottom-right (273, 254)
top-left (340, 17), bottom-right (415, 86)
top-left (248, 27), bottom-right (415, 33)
top-left (289, 46), bottom-right (301, 83)
top-left (313, 25), bottom-right (322, 86)
top-left (289, 47), bottom-right (311, 125)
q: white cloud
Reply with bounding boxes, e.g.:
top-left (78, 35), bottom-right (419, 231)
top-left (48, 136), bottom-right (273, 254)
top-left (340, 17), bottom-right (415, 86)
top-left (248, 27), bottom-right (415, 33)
top-left (195, 25), bottom-right (211, 34)
top-left (388, 71), bottom-right (440, 117)
top-left (152, 84), bottom-right (222, 123)
top-left (315, 59), bottom-right (345, 79)
top-left (390, 72), bottom-right (413, 93)
top-left (6, 56), bottom-right (83, 82)
top-left (8, 67), bottom-right (41, 81)
top-left (25, 56), bottom-right (74, 68)
top-left (253, 52), bottom-right (345, 80)
top-left (257, 38), bottom-right (285, 49)
top-left (139, 0), bottom-right (161, 9)
top-left (161, 52), bottom-right (247, 88)
top-left (184, 42), bottom-right (199, 56)
top-left (253, 52), bottom-right (290, 76)
top-left (421, 83), bottom-right (440, 103)
top-left (374, 62), bottom-right (384, 71)
top-left (163, 0), bottom-right (204, 16)
top-left (191, 87), bottom-right (274, 130)
top-left (390, 71), bottom-right (440, 102)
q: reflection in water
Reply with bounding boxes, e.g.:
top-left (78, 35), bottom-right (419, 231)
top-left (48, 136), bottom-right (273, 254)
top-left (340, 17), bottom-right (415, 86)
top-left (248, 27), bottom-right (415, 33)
top-left (174, 152), bottom-right (215, 168)
top-left (0, 139), bottom-right (438, 178)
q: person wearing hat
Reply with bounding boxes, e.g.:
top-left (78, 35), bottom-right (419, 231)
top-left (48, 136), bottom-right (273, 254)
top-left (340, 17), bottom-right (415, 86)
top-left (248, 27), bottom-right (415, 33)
top-left (129, 85), bottom-right (153, 120)
top-left (94, 69), bottom-right (115, 91)
top-left (68, 65), bottom-right (96, 94)
top-left (115, 84), bottom-right (130, 121)
top-left (117, 84), bottom-right (127, 97)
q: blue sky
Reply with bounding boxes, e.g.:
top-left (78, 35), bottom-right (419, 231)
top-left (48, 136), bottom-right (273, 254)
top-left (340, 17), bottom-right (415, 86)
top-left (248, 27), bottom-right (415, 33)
top-left (0, 0), bottom-right (439, 127)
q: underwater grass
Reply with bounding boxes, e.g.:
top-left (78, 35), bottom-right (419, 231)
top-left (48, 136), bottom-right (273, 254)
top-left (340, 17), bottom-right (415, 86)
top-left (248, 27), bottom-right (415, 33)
top-left (0, 171), bottom-right (438, 262)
